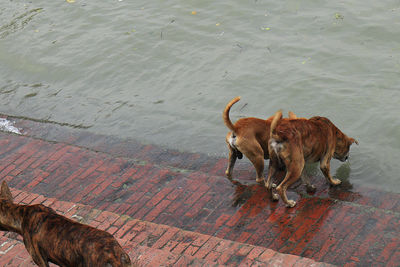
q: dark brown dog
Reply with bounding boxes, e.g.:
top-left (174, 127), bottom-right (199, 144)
top-left (0, 181), bottom-right (132, 267)
top-left (223, 97), bottom-right (297, 182)
top-left (265, 111), bottom-right (358, 207)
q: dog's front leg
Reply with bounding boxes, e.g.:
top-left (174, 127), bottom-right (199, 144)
top-left (300, 171), bottom-right (316, 193)
top-left (24, 239), bottom-right (49, 267)
top-left (320, 157), bottom-right (341, 186)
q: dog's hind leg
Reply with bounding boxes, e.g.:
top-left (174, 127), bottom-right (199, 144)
top-left (276, 167), bottom-right (303, 208)
top-left (236, 138), bottom-right (265, 183)
top-left (265, 163), bottom-right (279, 201)
top-left (276, 144), bottom-right (304, 207)
top-left (225, 143), bottom-right (237, 179)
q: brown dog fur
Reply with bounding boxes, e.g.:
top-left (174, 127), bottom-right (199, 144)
top-left (223, 97), bottom-right (297, 182)
top-left (0, 181), bottom-right (132, 267)
top-left (265, 111), bottom-right (358, 207)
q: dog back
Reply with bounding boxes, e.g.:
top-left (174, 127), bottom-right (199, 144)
top-left (22, 204), bottom-right (131, 267)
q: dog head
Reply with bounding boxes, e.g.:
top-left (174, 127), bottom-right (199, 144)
top-left (0, 181), bottom-right (13, 202)
top-left (333, 131), bottom-right (358, 162)
top-left (0, 181), bottom-right (15, 231)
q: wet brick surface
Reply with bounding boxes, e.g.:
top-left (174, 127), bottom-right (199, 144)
top-left (0, 117), bottom-right (399, 266)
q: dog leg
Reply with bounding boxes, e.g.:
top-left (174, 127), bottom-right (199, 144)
top-left (276, 168), bottom-right (302, 208)
top-left (320, 157), bottom-right (341, 186)
top-left (276, 151), bottom-right (304, 208)
top-left (238, 141), bottom-right (265, 183)
top-left (225, 144), bottom-right (237, 179)
top-left (265, 164), bottom-right (279, 201)
top-left (250, 155), bottom-right (265, 183)
top-left (24, 239), bottom-right (49, 267)
top-left (300, 171), bottom-right (316, 193)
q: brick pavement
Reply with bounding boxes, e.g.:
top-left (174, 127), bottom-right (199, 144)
top-left (0, 116), bottom-right (399, 266)
top-left (0, 187), bottom-right (330, 267)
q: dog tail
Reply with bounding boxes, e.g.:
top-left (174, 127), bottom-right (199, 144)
top-left (270, 109), bottom-right (283, 137)
top-left (223, 96), bottom-right (241, 132)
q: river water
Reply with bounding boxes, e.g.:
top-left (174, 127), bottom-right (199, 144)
top-left (1, 0), bottom-right (399, 192)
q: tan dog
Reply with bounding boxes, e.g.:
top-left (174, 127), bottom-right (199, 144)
top-left (223, 97), bottom-right (297, 182)
top-left (0, 181), bottom-right (132, 267)
top-left (265, 111), bottom-right (358, 207)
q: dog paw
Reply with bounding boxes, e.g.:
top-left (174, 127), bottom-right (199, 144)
top-left (225, 172), bottom-right (232, 179)
top-left (286, 200), bottom-right (297, 208)
top-left (272, 193), bottom-right (279, 201)
top-left (256, 177), bottom-right (264, 183)
top-left (306, 185), bottom-right (316, 193)
top-left (331, 178), bottom-right (341, 186)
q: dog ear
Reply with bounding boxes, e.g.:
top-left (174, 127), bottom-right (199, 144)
top-left (0, 181), bottom-right (13, 202)
top-left (288, 111), bottom-right (297, 119)
top-left (349, 137), bottom-right (359, 145)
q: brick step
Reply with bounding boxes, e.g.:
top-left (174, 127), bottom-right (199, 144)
top-left (1, 122), bottom-right (400, 266)
top-left (0, 188), bottom-right (333, 267)
top-left (11, 117), bottom-right (400, 214)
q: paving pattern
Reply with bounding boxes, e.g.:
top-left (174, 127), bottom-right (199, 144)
top-left (0, 117), bottom-right (399, 266)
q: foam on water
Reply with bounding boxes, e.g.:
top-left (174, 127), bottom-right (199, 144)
top-left (0, 118), bottom-right (21, 135)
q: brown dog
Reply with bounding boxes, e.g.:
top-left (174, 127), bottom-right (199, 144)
top-left (0, 181), bottom-right (132, 267)
top-left (223, 97), bottom-right (297, 182)
top-left (265, 111), bottom-right (358, 207)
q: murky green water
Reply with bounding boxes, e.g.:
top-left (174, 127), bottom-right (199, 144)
top-left (1, 1), bottom-right (399, 192)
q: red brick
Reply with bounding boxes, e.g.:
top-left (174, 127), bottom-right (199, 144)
top-left (378, 240), bottom-right (399, 263)
top-left (0, 164), bottom-right (16, 178)
top-left (166, 187), bottom-right (184, 201)
top-left (183, 245), bottom-right (200, 256)
top-left (130, 230), bottom-right (148, 244)
top-left (191, 233), bottom-right (211, 247)
top-left (204, 250), bottom-right (221, 262)
top-left (148, 187), bottom-right (173, 207)
top-left (236, 244), bottom-right (253, 257)
top-left (152, 227), bottom-right (180, 249)
top-left (144, 199), bottom-right (171, 221)
top-left (215, 226), bottom-right (231, 239)
top-left (184, 184), bottom-right (209, 206)
top-left (238, 258), bottom-right (255, 267)
top-left (48, 145), bottom-right (69, 161)
top-left (293, 257), bottom-right (320, 267)
top-left (387, 250), bottom-right (400, 267)
top-left (193, 238), bottom-right (220, 259)
top-left (115, 219), bottom-right (138, 239)
top-left (214, 214), bottom-right (231, 229)
top-left (246, 246), bottom-right (265, 260)
top-left (20, 192), bottom-right (40, 205)
top-left (312, 236), bottom-right (337, 261)
top-left (13, 145), bottom-right (37, 165)
top-left (90, 175), bottom-right (114, 196)
top-left (218, 242), bottom-right (240, 264)
top-left (268, 252), bottom-right (299, 266)
top-left (171, 240), bottom-right (192, 255)
top-left (257, 248), bottom-right (276, 263)
top-left (184, 193), bottom-right (212, 218)
top-left (237, 232), bottom-right (251, 243)
top-left (13, 191), bottom-right (30, 203)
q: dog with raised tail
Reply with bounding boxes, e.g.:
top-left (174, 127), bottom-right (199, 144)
top-left (265, 110), bottom-right (358, 207)
top-left (223, 97), bottom-right (298, 182)
top-left (0, 181), bottom-right (132, 267)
